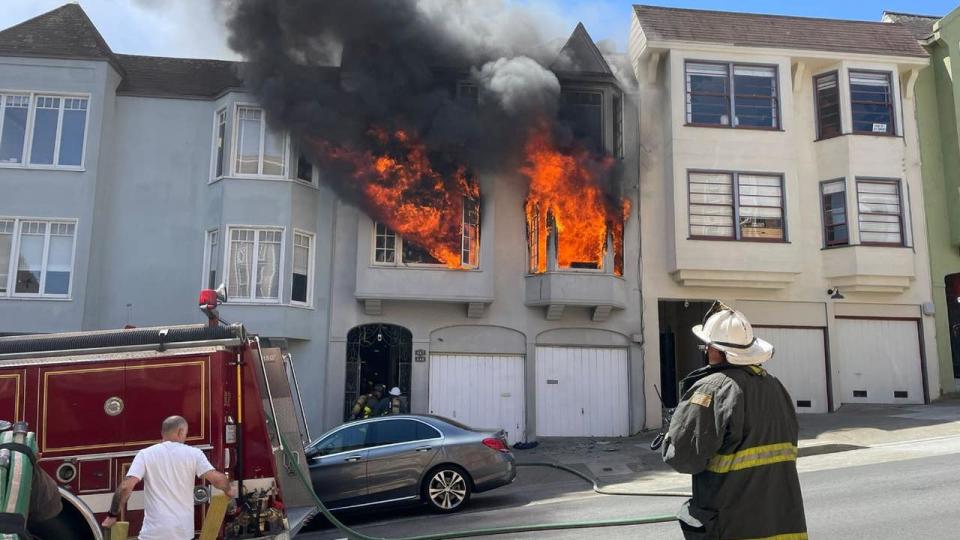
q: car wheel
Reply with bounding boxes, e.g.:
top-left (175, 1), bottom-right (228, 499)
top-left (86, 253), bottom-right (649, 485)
top-left (423, 466), bottom-right (471, 513)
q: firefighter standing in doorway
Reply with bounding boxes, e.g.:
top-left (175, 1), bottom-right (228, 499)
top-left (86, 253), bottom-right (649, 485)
top-left (661, 302), bottom-right (807, 539)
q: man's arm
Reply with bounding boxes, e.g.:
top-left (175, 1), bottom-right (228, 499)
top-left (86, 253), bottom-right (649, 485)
top-left (100, 475), bottom-right (140, 528)
top-left (662, 378), bottom-right (740, 475)
top-left (201, 470), bottom-right (238, 498)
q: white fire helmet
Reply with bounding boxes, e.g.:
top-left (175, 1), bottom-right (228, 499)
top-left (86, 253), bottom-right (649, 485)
top-left (692, 303), bottom-right (774, 365)
top-left (389, 387), bottom-right (402, 397)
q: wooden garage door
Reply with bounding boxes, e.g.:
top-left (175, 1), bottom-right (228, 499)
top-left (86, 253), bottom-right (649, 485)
top-left (428, 354), bottom-right (525, 444)
top-left (753, 327), bottom-right (830, 413)
top-left (836, 318), bottom-right (924, 404)
top-left (535, 347), bottom-right (629, 437)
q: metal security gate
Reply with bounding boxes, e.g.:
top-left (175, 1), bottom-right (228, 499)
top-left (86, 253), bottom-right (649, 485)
top-left (535, 347), bottom-right (629, 437)
top-left (753, 327), bottom-right (830, 413)
top-left (835, 318), bottom-right (925, 404)
top-left (428, 354), bottom-right (526, 444)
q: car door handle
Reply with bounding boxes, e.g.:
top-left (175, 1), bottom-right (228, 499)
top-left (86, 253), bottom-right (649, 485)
top-left (344, 455), bottom-right (364, 462)
top-left (415, 446), bottom-right (432, 453)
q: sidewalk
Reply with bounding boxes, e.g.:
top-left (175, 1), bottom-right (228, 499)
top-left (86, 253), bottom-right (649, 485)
top-left (510, 399), bottom-right (960, 493)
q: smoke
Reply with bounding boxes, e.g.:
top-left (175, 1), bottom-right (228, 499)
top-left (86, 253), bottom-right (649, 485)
top-left (474, 57), bottom-right (560, 116)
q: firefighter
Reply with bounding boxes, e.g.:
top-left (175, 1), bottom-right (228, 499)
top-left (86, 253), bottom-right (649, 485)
top-left (661, 302), bottom-right (807, 539)
top-left (381, 387), bottom-right (408, 415)
top-left (351, 384), bottom-right (386, 420)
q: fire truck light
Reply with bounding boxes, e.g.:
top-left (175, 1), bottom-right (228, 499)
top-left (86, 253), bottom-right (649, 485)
top-left (199, 289), bottom-right (219, 309)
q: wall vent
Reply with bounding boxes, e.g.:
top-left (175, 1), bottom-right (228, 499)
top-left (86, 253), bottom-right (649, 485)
top-left (796, 400), bottom-right (812, 408)
top-left (853, 390), bottom-right (867, 398)
top-left (894, 390), bottom-right (909, 398)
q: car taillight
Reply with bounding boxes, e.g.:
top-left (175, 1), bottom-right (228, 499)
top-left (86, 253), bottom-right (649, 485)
top-left (482, 437), bottom-right (510, 453)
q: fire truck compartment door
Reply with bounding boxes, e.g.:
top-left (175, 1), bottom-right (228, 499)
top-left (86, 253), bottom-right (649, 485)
top-left (255, 346), bottom-right (317, 529)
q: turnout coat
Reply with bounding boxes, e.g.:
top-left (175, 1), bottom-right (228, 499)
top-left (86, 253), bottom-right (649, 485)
top-left (662, 364), bottom-right (807, 540)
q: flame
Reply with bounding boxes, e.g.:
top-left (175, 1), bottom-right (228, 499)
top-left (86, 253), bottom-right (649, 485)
top-left (315, 129), bottom-right (478, 269)
top-left (522, 124), bottom-right (628, 276)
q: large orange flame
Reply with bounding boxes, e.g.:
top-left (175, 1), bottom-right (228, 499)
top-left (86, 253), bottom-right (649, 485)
top-left (522, 125), bottom-right (628, 276)
top-left (315, 129), bottom-right (479, 269)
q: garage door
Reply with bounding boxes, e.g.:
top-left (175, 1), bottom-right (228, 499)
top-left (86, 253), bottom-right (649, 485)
top-left (835, 318), bottom-right (924, 404)
top-left (535, 347), bottom-right (629, 437)
top-left (753, 327), bottom-right (829, 413)
top-left (428, 354), bottom-right (525, 444)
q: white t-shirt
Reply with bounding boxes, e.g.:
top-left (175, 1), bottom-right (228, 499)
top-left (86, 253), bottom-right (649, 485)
top-left (127, 441), bottom-right (215, 540)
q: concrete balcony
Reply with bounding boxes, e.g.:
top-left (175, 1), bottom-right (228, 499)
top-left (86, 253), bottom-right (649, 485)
top-left (525, 272), bottom-right (627, 322)
top-left (822, 246), bottom-right (916, 293)
top-left (355, 265), bottom-right (494, 316)
top-left (671, 239), bottom-right (802, 289)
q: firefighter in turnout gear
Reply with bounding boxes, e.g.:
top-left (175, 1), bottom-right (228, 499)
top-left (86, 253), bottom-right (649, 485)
top-left (661, 302), bottom-right (807, 539)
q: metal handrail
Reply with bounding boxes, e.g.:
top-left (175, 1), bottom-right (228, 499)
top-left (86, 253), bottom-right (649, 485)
top-left (253, 336), bottom-right (283, 455)
top-left (283, 352), bottom-right (311, 443)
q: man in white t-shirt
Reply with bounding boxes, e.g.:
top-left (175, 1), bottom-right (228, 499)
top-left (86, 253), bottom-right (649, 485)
top-left (101, 415), bottom-right (237, 539)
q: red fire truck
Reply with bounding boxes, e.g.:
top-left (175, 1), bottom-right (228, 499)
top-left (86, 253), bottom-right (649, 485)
top-left (0, 289), bottom-right (317, 539)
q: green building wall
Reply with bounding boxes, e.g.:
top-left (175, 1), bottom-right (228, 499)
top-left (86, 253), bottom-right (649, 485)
top-left (917, 8), bottom-right (960, 395)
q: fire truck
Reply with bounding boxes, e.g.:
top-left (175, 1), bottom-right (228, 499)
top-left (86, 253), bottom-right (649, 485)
top-left (0, 288), bottom-right (317, 539)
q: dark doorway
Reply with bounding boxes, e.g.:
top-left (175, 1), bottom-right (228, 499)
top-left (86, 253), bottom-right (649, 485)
top-left (658, 300), bottom-right (714, 408)
top-left (946, 274), bottom-right (960, 379)
top-left (343, 324), bottom-right (413, 421)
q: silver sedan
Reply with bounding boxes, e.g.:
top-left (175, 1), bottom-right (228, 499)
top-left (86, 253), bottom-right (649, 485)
top-left (305, 415), bottom-right (516, 513)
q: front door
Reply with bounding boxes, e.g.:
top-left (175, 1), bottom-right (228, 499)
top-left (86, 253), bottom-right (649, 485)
top-left (344, 324), bottom-right (413, 421)
top-left (364, 419), bottom-right (441, 502)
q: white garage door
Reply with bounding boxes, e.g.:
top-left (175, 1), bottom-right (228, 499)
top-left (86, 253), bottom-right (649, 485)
top-left (753, 327), bottom-right (829, 413)
top-left (535, 347), bottom-right (629, 437)
top-left (835, 318), bottom-right (924, 404)
top-left (428, 354), bottom-right (525, 444)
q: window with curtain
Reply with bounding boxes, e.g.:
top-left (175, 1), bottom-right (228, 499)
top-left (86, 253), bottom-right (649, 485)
top-left (227, 227), bottom-right (282, 301)
top-left (689, 171), bottom-right (785, 241)
top-left (857, 179), bottom-right (903, 245)
top-left (234, 105), bottom-right (286, 177)
top-left (821, 180), bottom-right (848, 246)
top-left (850, 71), bottom-right (895, 135)
top-left (814, 72), bottom-right (841, 139)
top-left (292, 231), bottom-right (312, 305)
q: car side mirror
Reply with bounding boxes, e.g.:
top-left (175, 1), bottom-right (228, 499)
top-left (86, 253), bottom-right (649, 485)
top-left (305, 447), bottom-right (320, 460)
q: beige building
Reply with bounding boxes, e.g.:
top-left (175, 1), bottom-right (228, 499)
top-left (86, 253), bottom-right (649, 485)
top-left (629, 5), bottom-right (938, 427)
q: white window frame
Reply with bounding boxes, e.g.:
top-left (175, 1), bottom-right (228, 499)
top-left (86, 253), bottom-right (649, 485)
top-left (210, 108), bottom-right (227, 182)
top-left (231, 104), bottom-right (289, 179)
top-left (224, 225), bottom-right (285, 304)
top-left (201, 228), bottom-right (220, 290)
top-left (372, 216), bottom-right (480, 269)
top-left (291, 229), bottom-right (314, 307)
top-left (0, 90), bottom-right (90, 171)
top-left (0, 217), bottom-right (78, 300)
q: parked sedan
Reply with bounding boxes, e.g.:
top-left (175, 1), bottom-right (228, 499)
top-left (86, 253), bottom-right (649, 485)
top-left (304, 415), bottom-right (516, 513)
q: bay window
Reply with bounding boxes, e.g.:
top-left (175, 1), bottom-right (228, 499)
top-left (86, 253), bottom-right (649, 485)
top-left (0, 93), bottom-right (88, 167)
top-left (688, 171), bottom-right (785, 241)
top-left (685, 62), bottom-right (779, 129)
top-left (814, 72), bottom-right (841, 139)
top-left (234, 105), bottom-right (286, 177)
top-left (0, 218), bottom-right (77, 298)
top-left (820, 180), bottom-right (849, 247)
top-left (373, 197), bottom-right (480, 268)
top-left (856, 179), bottom-right (904, 246)
top-left (226, 227), bottom-right (282, 301)
top-left (849, 71), bottom-right (895, 135)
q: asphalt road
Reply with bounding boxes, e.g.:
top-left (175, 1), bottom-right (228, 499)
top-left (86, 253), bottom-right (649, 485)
top-left (300, 440), bottom-right (960, 540)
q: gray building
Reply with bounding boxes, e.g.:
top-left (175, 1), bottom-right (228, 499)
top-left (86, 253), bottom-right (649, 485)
top-left (0, 4), bottom-right (644, 440)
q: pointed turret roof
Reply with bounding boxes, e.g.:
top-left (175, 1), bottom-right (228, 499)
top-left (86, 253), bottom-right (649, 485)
top-left (0, 3), bottom-right (124, 73)
top-left (552, 23), bottom-right (614, 77)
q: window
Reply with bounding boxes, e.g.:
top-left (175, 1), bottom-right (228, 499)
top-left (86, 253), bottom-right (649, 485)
top-left (374, 223), bottom-right (397, 264)
top-left (688, 171), bottom-right (785, 241)
top-left (560, 90), bottom-right (603, 152)
top-left (314, 424), bottom-right (370, 456)
top-left (367, 420), bottom-right (422, 447)
top-left (857, 179), bottom-right (903, 246)
top-left (685, 62), bottom-right (779, 129)
top-left (374, 197), bottom-right (479, 268)
top-left (0, 218), bottom-right (76, 297)
top-left (456, 82), bottom-right (479, 106)
top-left (213, 109), bottom-right (226, 178)
top-left (612, 93), bottom-right (624, 159)
top-left (849, 71), bottom-right (895, 135)
top-left (203, 229), bottom-right (219, 289)
top-left (234, 106), bottom-right (286, 176)
top-left (292, 231), bottom-right (313, 305)
top-left (226, 227), bottom-right (282, 301)
top-left (296, 151), bottom-right (313, 183)
top-left (814, 72), bottom-right (841, 139)
top-left (461, 198), bottom-right (480, 268)
top-left (0, 93), bottom-right (87, 167)
top-left (821, 180), bottom-right (849, 246)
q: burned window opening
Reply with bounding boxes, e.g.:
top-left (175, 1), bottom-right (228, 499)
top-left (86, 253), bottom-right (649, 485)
top-left (374, 196), bottom-right (480, 269)
top-left (560, 89), bottom-right (603, 153)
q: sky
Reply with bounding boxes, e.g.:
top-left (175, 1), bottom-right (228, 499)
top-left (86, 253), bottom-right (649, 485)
top-left (0, 0), bottom-right (955, 60)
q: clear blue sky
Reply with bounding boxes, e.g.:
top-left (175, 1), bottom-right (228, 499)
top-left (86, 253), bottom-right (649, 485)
top-left (0, 0), bottom-right (955, 59)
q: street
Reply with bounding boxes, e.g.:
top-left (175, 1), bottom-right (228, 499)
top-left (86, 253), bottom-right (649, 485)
top-left (301, 432), bottom-right (960, 539)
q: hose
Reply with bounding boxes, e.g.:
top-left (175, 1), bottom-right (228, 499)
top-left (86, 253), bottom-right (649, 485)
top-left (262, 409), bottom-right (687, 540)
top-left (514, 461), bottom-right (691, 498)
top-left (0, 423), bottom-right (37, 540)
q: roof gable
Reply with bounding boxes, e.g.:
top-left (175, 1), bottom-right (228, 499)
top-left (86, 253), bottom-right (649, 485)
top-left (552, 23), bottom-right (613, 76)
top-left (0, 3), bottom-right (122, 70)
top-left (882, 12), bottom-right (940, 41)
top-left (633, 5), bottom-right (928, 59)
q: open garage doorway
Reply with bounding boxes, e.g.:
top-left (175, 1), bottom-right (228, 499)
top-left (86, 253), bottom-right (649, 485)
top-left (658, 300), bottom-right (713, 408)
top-left (343, 324), bottom-right (412, 421)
